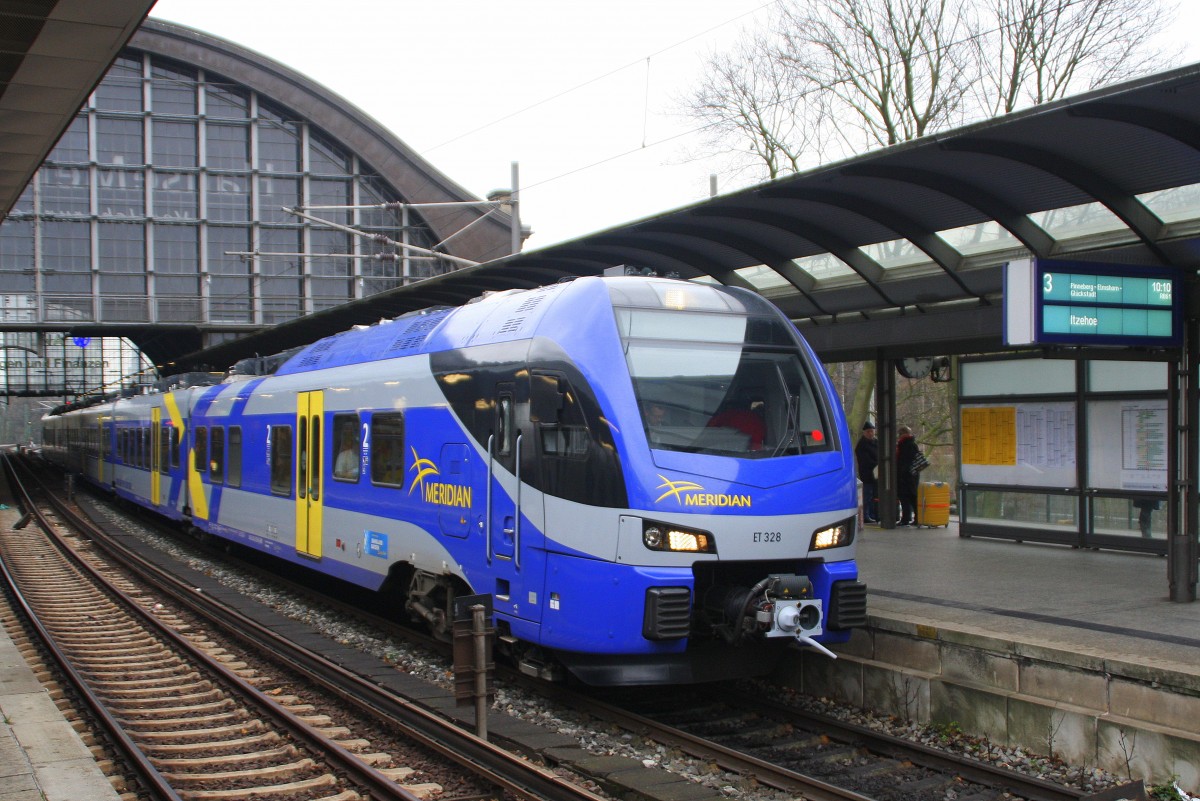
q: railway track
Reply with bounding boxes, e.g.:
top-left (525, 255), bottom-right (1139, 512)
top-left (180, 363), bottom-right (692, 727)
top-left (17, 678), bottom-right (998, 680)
top-left (20, 455), bottom-right (1145, 801)
top-left (0, 455), bottom-right (612, 801)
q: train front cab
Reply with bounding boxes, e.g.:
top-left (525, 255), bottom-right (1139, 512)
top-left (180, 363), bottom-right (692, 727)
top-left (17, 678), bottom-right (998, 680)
top-left (540, 277), bottom-right (867, 684)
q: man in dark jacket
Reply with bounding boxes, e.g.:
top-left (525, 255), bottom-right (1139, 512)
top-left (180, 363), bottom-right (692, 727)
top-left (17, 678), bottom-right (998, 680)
top-left (896, 425), bottom-right (920, 526)
top-left (855, 421), bottom-right (879, 523)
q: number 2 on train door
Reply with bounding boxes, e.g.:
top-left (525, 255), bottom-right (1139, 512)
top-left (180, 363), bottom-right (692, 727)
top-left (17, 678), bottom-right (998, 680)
top-left (296, 390), bottom-right (324, 559)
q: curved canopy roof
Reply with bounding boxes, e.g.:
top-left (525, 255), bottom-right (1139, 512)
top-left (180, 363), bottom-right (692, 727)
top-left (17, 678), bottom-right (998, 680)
top-left (162, 62), bottom-right (1200, 371)
top-left (0, 1), bottom-right (154, 221)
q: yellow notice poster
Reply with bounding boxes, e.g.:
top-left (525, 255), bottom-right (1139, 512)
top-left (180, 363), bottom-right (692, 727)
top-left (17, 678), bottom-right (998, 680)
top-left (961, 406), bottom-right (1017, 465)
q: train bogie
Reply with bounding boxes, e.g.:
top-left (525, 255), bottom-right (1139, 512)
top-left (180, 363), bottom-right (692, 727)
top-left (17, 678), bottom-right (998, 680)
top-left (43, 276), bottom-right (867, 685)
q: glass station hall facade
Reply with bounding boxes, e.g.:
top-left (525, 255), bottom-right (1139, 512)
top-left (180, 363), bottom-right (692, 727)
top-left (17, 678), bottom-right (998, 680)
top-left (0, 22), bottom-right (510, 347)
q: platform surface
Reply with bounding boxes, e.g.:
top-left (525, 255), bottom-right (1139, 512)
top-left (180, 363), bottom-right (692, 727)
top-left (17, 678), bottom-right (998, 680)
top-left (856, 519), bottom-right (1200, 674)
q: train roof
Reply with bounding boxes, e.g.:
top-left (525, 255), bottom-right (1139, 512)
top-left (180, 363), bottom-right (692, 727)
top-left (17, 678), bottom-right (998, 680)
top-left (270, 282), bottom-right (575, 376)
top-left (255, 276), bottom-right (784, 378)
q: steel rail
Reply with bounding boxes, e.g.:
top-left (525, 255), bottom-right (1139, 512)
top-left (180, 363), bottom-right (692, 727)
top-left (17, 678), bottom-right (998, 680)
top-left (23, 457), bottom-right (607, 801)
top-left (7, 457), bottom-right (432, 801)
top-left (724, 686), bottom-right (1087, 801)
top-left (0, 456), bottom-right (185, 801)
top-left (63, 471), bottom-right (1077, 801)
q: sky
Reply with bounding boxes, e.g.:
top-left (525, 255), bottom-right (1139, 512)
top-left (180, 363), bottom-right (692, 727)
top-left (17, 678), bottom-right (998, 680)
top-left (147, 0), bottom-right (1200, 253)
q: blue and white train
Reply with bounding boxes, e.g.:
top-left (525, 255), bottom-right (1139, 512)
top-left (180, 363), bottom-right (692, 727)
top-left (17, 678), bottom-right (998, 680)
top-left (42, 276), bottom-right (866, 685)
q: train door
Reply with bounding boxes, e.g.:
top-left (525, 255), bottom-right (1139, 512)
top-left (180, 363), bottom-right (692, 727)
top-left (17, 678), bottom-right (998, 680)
top-left (99, 422), bottom-right (109, 486)
top-left (151, 407), bottom-right (162, 506)
top-left (487, 383), bottom-right (541, 621)
top-left (489, 385), bottom-right (518, 564)
top-left (295, 390), bottom-right (323, 559)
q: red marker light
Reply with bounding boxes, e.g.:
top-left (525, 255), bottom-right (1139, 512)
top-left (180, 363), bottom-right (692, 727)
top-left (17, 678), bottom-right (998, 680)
top-left (810, 430), bottom-right (824, 442)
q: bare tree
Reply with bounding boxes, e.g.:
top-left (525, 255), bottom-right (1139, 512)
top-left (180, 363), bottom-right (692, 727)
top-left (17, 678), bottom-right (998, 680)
top-left (684, 33), bottom-right (828, 181)
top-left (683, 0), bottom-right (1180, 177)
top-left (776, 0), bottom-right (977, 151)
top-left (975, 0), bottom-right (1178, 117)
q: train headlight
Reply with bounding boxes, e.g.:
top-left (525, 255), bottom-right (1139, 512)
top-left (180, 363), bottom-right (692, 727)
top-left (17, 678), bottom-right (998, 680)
top-left (644, 526), bottom-right (664, 548)
top-left (810, 518), bottom-right (854, 551)
top-left (642, 520), bottom-right (716, 553)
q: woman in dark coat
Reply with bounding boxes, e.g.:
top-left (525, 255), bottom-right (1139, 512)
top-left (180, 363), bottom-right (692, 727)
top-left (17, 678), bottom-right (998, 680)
top-left (895, 425), bottom-right (919, 526)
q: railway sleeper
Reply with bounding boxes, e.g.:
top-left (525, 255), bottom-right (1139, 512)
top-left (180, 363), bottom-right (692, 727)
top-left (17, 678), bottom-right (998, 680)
top-left (159, 757), bottom-right (321, 784)
top-left (121, 712), bottom-right (252, 732)
top-left (83, 661), bottom-right (189, 678)
top-left (331, 738), bottom-right (373, 752)
top-left (75, 655), bottom-right (184, 671)
top-left (720, 723), bottom-right (809, 746)
top-left (353, 752), bottom-right (394, 767)
top-left (143, 731), bottom-right (284, 756)
top-left (56, 635), bottom-right (158, 650)
top-left (872, 773), bottom-right (956, 799)
top-left (131, 719), bottom-right (267, 742)
top-left (105, 688), bottom-right (226, 707)
top-left (785, 744), bottom-right (860, 770)
top-left (837, 756), bottom-right (909, 780)
top-left (111, 698), bottom-right (236, 717)
top-left (150, 744), bottom-right (300, 769)
top-left (167, 772), bottom-right (340, 798)
top-left (93, 678), bottom-right (214, 698)
top-left (756, 734), bottom-right (841, 753)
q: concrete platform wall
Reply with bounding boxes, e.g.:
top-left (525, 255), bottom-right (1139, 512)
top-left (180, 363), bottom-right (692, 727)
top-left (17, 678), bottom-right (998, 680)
top-left (773, 614), bottom-right (1200, 786)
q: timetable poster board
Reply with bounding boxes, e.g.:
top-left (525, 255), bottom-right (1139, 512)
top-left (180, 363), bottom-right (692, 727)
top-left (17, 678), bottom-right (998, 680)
top-left (961, 402), bottom-right (1077, 487)
top-left (1086, 399), bottom-right (1168, 491)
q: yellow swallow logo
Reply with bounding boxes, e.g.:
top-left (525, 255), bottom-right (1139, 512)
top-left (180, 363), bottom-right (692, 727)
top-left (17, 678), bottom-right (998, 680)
top-left (408, 446), bottom-right (439, 495)
top-left (409, 446), bottom-right (472, 508)
top-left (656, 475), bottom-right (704, 503)
top-left (655, 474), bottom-right (751, 507)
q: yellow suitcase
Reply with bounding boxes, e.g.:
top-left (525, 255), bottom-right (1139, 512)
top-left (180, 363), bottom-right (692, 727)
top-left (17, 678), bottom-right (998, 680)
top-left (917, 481), bottom-right (951, 527)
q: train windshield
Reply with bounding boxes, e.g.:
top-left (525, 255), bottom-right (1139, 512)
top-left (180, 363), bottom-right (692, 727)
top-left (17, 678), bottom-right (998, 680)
top-left (615, 302), bottom-right (833, 458)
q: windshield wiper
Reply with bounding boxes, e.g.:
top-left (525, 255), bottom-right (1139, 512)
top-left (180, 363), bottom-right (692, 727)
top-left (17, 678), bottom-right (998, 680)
top-left (771, 362), bottom-right (799, 457)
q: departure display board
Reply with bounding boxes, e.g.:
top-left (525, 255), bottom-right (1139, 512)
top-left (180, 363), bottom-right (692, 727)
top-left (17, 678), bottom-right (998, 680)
top-left (1005, 258), bottom-right (1182, 347)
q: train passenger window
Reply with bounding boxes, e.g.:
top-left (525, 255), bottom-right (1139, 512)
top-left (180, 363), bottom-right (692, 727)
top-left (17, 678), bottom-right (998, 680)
top-left (370, 413), bottom-right (405, 486)
top-left (194, 426), bottom-right (208, 473)
top-left (332, 414), bottom-right (360, 482)
top-left (103, 425), bottom-right (112, 459)
top-left (159, 425), bottom-right (169, 474)
top-left (309, 416), bottom-right (320, 501)
top-left (141, 427), bottom-right (151, 469)
top-left (270, 426), bottom-right (292, 496)
top-left (227, 427), bottom-right (242, 488)
top-left (210, 427), bottom-right (225, 484)
top-left (170, 427), bottom-right (180, 468)
top-left (298, 416), bottom-right (308, 499)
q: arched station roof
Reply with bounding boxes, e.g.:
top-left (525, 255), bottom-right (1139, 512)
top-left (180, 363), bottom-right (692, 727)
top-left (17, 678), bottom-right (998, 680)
top-left (169, 62), bottom-right (1200, 373)
top-left (130, 20), bottom-right (515, 266)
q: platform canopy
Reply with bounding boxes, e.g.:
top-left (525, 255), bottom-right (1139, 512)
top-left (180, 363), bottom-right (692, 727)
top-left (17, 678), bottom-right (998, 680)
top-left (156, 63), bottom-right (1200, 371)
top-left (0, 1), bottom-right (155, 222)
